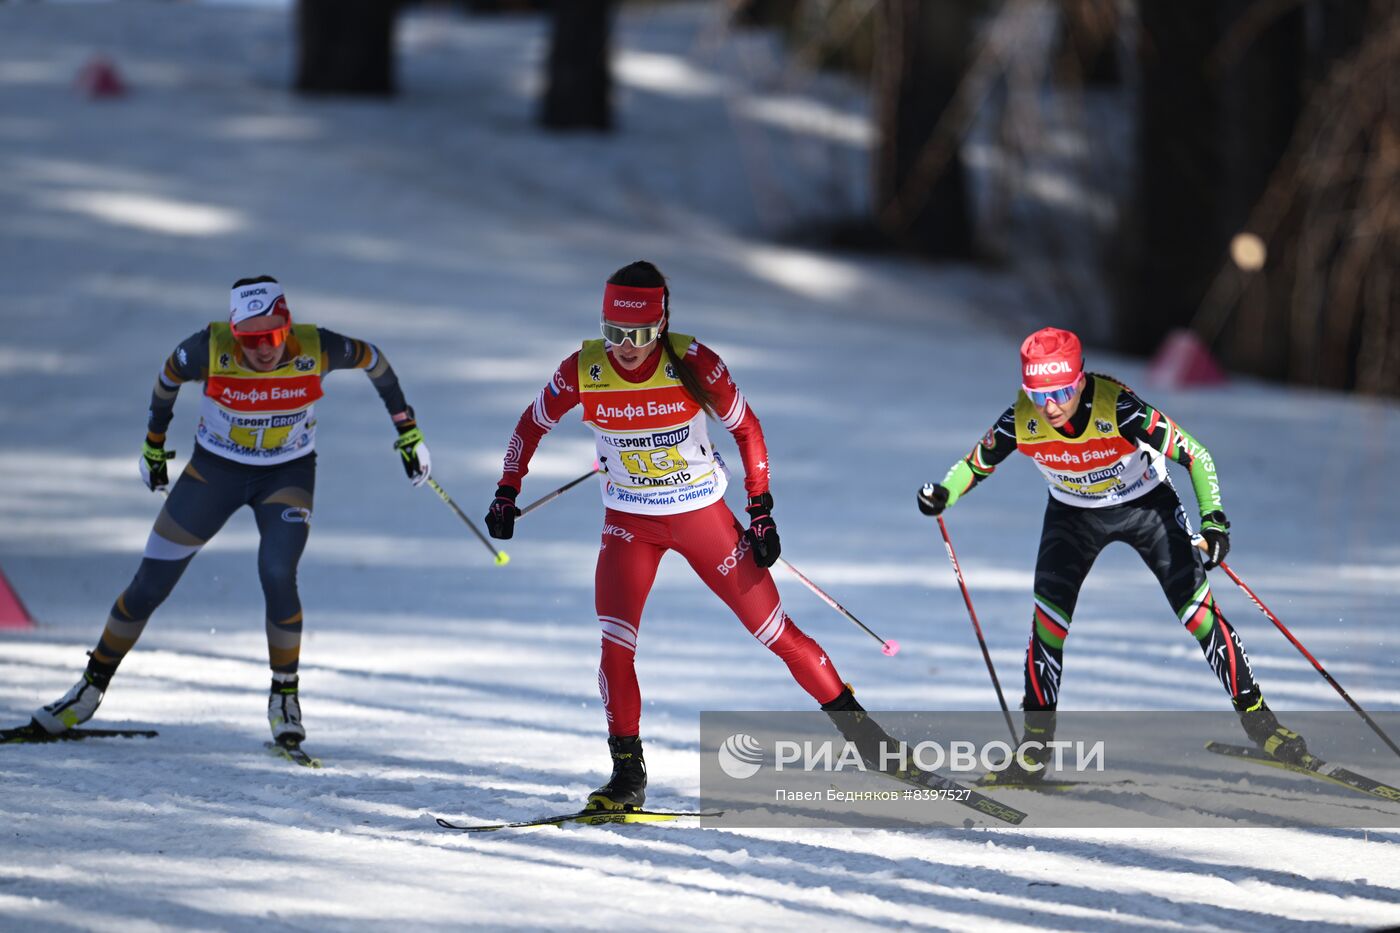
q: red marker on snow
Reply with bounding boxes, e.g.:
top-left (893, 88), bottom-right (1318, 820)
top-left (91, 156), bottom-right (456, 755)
top-left (76, 56), bottom-right (127, 99)
top-left (0, 566), bottom-right (34, 629)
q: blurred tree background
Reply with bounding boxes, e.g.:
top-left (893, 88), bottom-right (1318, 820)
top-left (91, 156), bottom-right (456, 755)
top-left (1134, 0), bottom-right (1394, 395)
top-left (733, 0), bottom-right (1396, 395)
top-left (295, 0), bottom-right (1398, 395)
top-left (296, 0), bottom-right (400, 95)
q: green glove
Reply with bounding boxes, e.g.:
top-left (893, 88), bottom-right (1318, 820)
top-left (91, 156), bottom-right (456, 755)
top-left (393, 423), bottom-right (431, 487)
top-left (140, 438), bottom-right (174, 492)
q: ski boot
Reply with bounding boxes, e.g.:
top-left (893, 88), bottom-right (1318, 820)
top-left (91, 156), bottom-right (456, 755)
top-left (1234, 689), bottom-right (1309, 765)
top-left (586, 735), bottom-right (647, 811)
top-left (822, 685), bottom-right (917, 778)
top-left (268, 673), bottom-right (306, 746)
top-left (979, 710), bottom-right (1056, 787)
top-left (32, 660), bottom-right (113, 735)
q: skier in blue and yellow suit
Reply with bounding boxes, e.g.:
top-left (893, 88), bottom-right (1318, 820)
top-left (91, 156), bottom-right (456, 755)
top-left (32, 275), bottom-right (431, 747)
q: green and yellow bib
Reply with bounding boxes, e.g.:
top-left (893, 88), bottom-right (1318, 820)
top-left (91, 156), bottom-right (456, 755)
top-left (1014, 375), bottom-right (1163, 507)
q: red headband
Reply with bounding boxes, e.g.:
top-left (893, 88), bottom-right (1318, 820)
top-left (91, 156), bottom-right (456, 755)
top-left (602, 283), bottom-right (666, 325)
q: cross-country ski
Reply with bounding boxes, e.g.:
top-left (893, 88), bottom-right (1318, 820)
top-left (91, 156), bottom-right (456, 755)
top-left (3, 1), bottom-right (1396, 930)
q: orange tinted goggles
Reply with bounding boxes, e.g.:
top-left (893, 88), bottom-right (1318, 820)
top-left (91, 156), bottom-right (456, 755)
top-left (232, 319), bottom-right (290, 350)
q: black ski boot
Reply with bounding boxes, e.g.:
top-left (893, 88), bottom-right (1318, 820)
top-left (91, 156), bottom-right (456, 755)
top-left (1234, 689), bottom-right (1310, 765)
top-left (587, 735), bottom-right (647, 811)
top-left (821, 685), bottom-right (911, 776)
top-left (979, 710), bottom-right (1056, 787)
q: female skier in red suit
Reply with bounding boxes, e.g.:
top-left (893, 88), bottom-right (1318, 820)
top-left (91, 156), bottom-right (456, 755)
top-left (486, 260), bottom-right (875, 810)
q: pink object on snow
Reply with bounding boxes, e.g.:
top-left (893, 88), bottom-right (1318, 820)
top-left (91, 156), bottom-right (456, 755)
top-left (1146, 329), bottom-right (1229, 389)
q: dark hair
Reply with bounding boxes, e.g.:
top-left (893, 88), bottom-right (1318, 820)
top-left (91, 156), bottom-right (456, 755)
top-left (1086, 370), bottom-right (1133, 394)
top-left (231, 275), bottom-right (279, 289)
top-left (606, 261), bottom-right (716, 418)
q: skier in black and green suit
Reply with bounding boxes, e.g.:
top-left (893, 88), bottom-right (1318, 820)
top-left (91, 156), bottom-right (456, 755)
top-left (916, 327), bottom-right (1307, 783)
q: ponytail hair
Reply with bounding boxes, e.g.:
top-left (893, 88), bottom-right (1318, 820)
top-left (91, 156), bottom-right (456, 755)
top-left (1086, 371), bottom-right (1133, 394)
top-left (606, 261), bottom-right (717, 418)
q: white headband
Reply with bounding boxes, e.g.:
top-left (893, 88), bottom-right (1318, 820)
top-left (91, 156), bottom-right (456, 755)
top-left (229, 281), bottom-right (288, 325)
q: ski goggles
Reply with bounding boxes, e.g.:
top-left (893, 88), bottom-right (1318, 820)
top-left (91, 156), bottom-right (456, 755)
top-left (1025, 379), bottom-right (1081, 408)
top-left (232, 314), bottom-right (291, 350)
top-left (601, 320), bottom-right (662, 348)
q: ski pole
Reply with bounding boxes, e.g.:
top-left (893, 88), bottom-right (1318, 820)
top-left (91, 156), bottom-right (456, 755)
top-left (936, 516), bottom-right (1018, 744)
top-left (503, 467), bottom-right (902, 659)
top-left (776, 557), bottom-right (900, 657)
top-left (427, 478), bottom-right (510, 566)
top-left (1212, 556), bottom-right (1400, 761)
top-left (520, 465), bottom-right (603, 517)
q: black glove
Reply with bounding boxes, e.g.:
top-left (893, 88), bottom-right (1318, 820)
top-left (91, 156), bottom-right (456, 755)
top-left (140, 437), bottom-right (174, 492)
top-left (1200, 511), bottom-right (1230, 570)
top-left (916, 483), bottom-right (949, 516)
top-left (486, 485), bottom-right (521, 540)
top-left (392, 419), bottom-right (432, 487)
top-left (744, 492), bottom-right (780, 569)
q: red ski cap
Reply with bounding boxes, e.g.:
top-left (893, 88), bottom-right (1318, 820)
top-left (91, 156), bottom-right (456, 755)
top-left (1020, 327), bottom-right (1083, 391)
top-left (603, 283), bottom-right (665, 325)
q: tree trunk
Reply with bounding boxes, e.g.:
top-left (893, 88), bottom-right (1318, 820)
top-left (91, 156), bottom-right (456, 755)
top-left (873, 0), bottom-right (974, 258)
top-left (729, 0), bottom-right (801, 29)
top-left (1126, 1), bottom-right (1303, 357)
top-left (295, 0), bottom-right (398, 96)
top-left (1262, 1), bottom-right (1392, 393)
top-left (464, 0), bottom-right (547, 11)
top-left (540, 0), bottom-right (614, 131)
top-left (1213, 2), bottom-right (1305, 379)
top-left (1056, 0), bottom-right (1120, 86)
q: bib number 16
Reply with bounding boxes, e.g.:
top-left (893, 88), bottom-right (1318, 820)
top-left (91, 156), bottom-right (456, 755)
top-left (620, 446), bottom-right (688, 479)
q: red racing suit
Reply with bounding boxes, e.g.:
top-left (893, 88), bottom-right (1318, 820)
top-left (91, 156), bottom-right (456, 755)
top-left (499, 333), bottom-right (844, 735)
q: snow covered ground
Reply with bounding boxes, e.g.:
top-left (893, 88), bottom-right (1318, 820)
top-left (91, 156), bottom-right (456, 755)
top-left (2, 2), bottom-right (1398, 930)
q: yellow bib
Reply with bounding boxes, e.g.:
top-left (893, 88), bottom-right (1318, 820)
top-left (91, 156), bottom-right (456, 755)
top-left (197, 323), bottom-right (325, 465)
top-left (576, 333), bottom-right (728, 515)
top-left (1014, 375), bottom-right (1161, 507)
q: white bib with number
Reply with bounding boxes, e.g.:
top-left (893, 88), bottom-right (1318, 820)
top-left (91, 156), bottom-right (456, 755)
top-left (196, 323), bottom-right (325, 466)
top-left (578, 334), bottom-right (728, 516)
